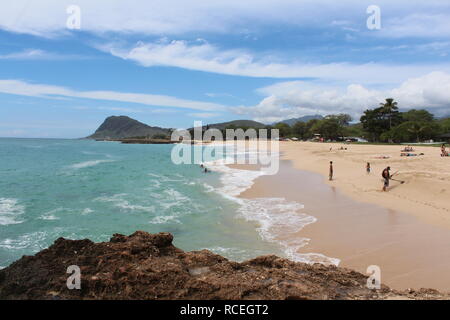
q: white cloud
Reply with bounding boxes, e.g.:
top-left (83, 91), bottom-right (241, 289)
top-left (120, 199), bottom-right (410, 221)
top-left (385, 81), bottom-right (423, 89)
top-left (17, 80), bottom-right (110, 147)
top-left (104, 40), bottom-right (450, 84)
top-left (379, 14), bottom-right (450, 39)
top-left (0, 49), bottom-right (84, 60)
top-left (0, 49), bottom-right (48, 60)
top-left (0, 79), bottom-right (227, 111)
top-left (234, 72), bottom-right (450, 123)
top-left (1, 0), bottom-right (449, 38)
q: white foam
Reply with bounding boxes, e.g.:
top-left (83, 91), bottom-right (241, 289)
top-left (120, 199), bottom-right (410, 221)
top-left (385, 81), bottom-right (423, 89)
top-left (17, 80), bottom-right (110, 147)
top-left (203, 143), bottom-right (278, 198)
top-left (39, 208), bottom-right (63, 220)
top-left (163, 188), bottom-right (190, 202)
top-left (238, 198), bottom-right (340, 266)
top-left (149, 215), bottom-right (180, 224)
top-left (0, 231), bottom-right (48, 251)
top-left (94, 194), bottom-right (155, 213)
top-left (0, 198), bottom-right (25, 225)
top-left (204, 246), bottom-right (263, 262)
top-left (40, 214), bottom-right (59, 221)
top-left (81, 208), bottom-right (94, 215)
top-left (204, 145), bottom-right (340, 266)
top-left (68, 159), bottom-right (114, 169)
top-left (202, 183), bottom-right (215, 193)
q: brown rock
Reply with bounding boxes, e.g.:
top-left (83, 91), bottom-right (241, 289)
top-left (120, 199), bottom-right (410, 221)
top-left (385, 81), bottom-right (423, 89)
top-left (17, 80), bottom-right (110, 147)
top-left (0, 231), bottom-right (448, 300)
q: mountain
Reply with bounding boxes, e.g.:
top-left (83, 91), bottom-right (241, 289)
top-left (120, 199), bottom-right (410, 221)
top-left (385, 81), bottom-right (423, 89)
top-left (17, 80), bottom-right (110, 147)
top-left (279, 115), bottom-right (324, 126)
top-left (87, 116), bottom-right (170, 139)
top-left (201, 120), bottom-right (266, 130)
top-left (87, 116), bottom-right (265, 140)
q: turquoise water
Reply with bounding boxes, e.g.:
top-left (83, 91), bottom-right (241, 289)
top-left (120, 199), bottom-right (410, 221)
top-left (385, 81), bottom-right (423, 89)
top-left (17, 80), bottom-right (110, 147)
top-left (0, 138), bottom-right (281, 267)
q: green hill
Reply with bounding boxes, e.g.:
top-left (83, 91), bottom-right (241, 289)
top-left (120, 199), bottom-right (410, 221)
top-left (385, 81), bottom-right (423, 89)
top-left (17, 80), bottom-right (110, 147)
top-left (87, 116), bottom-right (170, 140)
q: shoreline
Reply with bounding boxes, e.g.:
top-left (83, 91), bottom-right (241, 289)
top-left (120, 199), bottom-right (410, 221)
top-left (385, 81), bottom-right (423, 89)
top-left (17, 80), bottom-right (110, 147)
top-left (279, 141), bottom-right (450, 229)
top-left (3, 231), bottom-right (448, 300)
top-left (236, 159), bottom-right (450, 291)
top-left (215, 140), bottom-right (450, 291)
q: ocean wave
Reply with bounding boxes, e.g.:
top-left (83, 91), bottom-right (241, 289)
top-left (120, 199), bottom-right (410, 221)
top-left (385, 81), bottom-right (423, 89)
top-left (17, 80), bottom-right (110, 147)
top-left (68, 159), bottom-right (115, 169)
top-left (202, 183), bottom-right (215, 193)
top-left (149, 215), bottom-right (180, 224)
top-left (0, 198), bottom-right (25, 225)
top-left (0, 231), bottom-right (48, 251)
top-left (237, 198), bottom-right (340, 266)
top-left (204, 246), bottom-right (265, 262)
top-left (39, 214), bottom-right (59, 221)
top-left (94, 194), bottom-right (155, 213)
top-left (163, 188), bottom-right (190, 202)
top-left (39, 208), bottom-right (64, 221)
top-left (204, 145), bottom-right (340, 266)
top-left (204, 158), bottom-right (265, 198)
top-left (81, 208), bottom-right (94, 215)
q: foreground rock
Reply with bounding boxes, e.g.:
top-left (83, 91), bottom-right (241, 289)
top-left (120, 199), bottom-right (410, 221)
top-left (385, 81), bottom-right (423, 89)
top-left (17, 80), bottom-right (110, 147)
top-left (0, 231), bottom-right (447, 300)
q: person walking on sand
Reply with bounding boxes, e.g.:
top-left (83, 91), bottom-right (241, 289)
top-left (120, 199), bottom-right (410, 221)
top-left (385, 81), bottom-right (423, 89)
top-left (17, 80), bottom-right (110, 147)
top-left (329, 161), bottom-right (333, 181)
top-left (382, 166), bottom-right (391, 192)
top-left (366, 162), bottom-right (371, 174)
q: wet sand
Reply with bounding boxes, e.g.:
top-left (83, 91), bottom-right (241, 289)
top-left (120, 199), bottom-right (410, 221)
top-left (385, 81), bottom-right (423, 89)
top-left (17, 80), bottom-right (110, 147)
top-left (280, 141), bottom-right (450, 229)
top-left (239, 160), bottom-right (450, 292)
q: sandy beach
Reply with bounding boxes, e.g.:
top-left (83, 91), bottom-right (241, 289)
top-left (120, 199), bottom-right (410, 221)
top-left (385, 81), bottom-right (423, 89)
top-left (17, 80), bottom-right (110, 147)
top-left (280, 142), bottom-right (450, 228)
top-left (229, 141), bottom-right (450, 291)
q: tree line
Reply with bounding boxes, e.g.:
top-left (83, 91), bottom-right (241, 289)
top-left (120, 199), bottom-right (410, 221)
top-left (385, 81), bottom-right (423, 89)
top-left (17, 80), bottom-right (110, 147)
top-left (270, 98), bottom-right (450, 143)
top-left (184, 99), bottom-right (450, 143)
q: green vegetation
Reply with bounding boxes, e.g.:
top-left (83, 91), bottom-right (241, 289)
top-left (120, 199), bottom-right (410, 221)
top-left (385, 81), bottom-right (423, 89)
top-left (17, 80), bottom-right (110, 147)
top-left (361, 100), bottom-right (448, 142)
top-left (151, 133), bottom-right (170, 140)
top-left (184, 103), bottom-right (450, 143)
top-left (268, 98), bottom-right (450, 143)
top-left (271, 113), bottom-right (360, 140)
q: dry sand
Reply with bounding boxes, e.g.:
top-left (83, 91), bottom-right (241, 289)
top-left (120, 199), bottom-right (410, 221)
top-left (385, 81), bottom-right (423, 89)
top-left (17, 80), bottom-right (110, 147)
top-left (280, 141), bottom-right (450, 229)
top-left (225, 141), bottom-right (450, 291)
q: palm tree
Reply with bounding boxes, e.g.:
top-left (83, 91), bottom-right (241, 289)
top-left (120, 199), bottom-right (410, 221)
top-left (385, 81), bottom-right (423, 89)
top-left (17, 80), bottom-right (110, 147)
top-left (407, 122), bottom-right (433, 143)
top-left (379, 98), bottom-right (398, 130)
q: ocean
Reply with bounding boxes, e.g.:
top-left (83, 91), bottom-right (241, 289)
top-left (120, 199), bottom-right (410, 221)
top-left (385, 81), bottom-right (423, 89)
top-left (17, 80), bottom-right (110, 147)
top-left (0, 138), bottom-right (338, 269)
top-left (0, 138), bottom-right (284, 268)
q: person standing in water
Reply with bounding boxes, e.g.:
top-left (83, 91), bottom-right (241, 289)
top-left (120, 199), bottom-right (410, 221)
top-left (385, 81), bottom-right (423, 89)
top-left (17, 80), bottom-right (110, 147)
top-left (382, 166), bottom-right (391, 191)
top-left (329, 161), bottom-right (333, 181)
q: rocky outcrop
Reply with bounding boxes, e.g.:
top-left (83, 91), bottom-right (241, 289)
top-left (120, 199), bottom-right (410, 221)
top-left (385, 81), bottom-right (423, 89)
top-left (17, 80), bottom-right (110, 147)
top-left (87, 116), bottom-right (170, 140)
top-left (0, 231), bottom-right (447, 300)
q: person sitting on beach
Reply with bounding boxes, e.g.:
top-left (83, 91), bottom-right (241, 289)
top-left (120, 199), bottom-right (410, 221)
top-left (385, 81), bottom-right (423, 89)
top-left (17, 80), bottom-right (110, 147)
top-left (329, 161), bottom-right (333, 181)
top-left (366, 162), bottom-right (371, 174)
top-left (401, 145), bottom-right (414, 152)
top-left (382, 166), bottom-right (391, 192)
top-left (441, 144), bottom-right (448, 157)
top-left (401, 152), bottom-right (424, 157)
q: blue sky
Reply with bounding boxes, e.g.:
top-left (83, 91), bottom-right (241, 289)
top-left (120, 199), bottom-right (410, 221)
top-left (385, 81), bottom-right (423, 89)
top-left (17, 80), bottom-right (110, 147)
top-left (1, 0), bottom-right (450, 138)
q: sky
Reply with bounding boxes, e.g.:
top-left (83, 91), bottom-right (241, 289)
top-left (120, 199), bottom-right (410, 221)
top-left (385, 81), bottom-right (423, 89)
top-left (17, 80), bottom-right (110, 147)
top-left (0, 0), bottom-right (450, 138)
